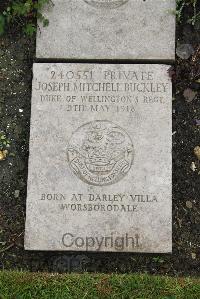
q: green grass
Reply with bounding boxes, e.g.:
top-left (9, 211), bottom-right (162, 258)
top-left (0, 271), bottom-right (199, 299)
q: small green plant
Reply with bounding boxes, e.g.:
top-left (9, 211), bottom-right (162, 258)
top-left (0, 132), bottom-right (10, 151)
top-left (0, 131), bottom-right (11, 161)
top-left (0, 0), bottom-right (52, 36)
top-left (176, 0), bottom-right (200, 25)
top-left (152, 256), bottom-right (165, 264)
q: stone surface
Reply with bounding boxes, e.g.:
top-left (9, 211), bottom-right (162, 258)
top-left (176, 43), bottom-right (195, 60)
top-left (25, 63), bottom-right (172, 252)
top-left (36, 0), bottom-right (175, 60)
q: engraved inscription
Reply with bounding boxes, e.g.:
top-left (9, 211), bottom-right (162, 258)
top-left (67, 120), bottom-right (134, 186)
top-left (83, 0), bottom-right (129, 9)
top-left (25, 64), bottom-right (172, 253)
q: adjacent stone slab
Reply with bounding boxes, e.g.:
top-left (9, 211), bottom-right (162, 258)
top-left (36, 0), bottom-right (175, 60)
top-left (25, 63), bottom-right (172, 252)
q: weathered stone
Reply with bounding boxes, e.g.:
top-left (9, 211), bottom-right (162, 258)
top-left (194, 146), bottom-right (200, 160)
top-left (36, 0), bottom-right (175, 60)
top-left (25, 63), bottom-right (172, 252)
top-left (176, 43), bottom-right (194, 60)
top-left (183, 88), bottom-right (197, 103)
top-left (14, 190), bottom-right (20, 198)
top-left (186, 201), bottom-right (193, 209)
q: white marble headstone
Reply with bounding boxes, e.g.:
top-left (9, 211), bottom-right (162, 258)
top-left (25, 63), bottom-right (172, 252)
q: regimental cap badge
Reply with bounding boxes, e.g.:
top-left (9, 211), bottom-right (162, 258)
top-left (67, 120), bottom-right (134, 186)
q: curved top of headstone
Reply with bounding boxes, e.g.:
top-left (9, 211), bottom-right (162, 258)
top-left (83, 0), bottom-right (129, 9)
